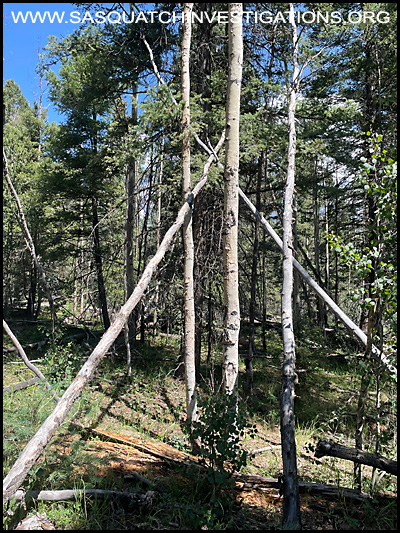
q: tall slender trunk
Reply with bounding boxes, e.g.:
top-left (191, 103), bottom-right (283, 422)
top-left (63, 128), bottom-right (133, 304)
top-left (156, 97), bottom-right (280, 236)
top-left (222, 3), bottom-right (243, 395)
top-left (292, 197), bottom-right (301, 332)
top-left (246, 152), bottom-right (263, 394)
top-left (181, 3), bottom-right (197, 429)
top-left (153, 134), bottom-right (164, 335)
top-left (280, 4), bottom-right (302, 529)
top-left (313, 160), bottom-right (326, 329)
top-left (137, 156), bottom-right (153, 343)
top-left (125, 82), bottom-right (138, 359)
top-left (91, 196), bottom-right (110, 330)
top-left (354, 304), bottom-right (375, 489)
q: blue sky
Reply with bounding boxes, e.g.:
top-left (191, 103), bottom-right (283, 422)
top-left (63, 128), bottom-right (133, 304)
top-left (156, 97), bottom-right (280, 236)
top-left (4, 3), bottom-right (88, 123)
top-left (3, 3), bottom-right (129, 124)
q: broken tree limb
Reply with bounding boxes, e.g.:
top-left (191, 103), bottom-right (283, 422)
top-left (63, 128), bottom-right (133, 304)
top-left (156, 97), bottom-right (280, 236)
top-left (13, 488), bottom-right (156, 505)
top-left (3, 319), bottom-right (60, 403)
top-left (3, 150), bottom-right (57, 330)
top-left (3, 377), bottom-right (41, 394)
top-left (238, 188), bottom-right (397, 377)
top-left (315, 440), bottom-right (397, 476)
top-left (3, 340), bottom-right (48, 354)
top-left (2, 131), bottom-right (225, 506)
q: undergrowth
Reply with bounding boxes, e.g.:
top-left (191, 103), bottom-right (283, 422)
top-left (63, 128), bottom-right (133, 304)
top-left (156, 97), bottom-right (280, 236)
top-left (3, 320), bottom-right (397, 530)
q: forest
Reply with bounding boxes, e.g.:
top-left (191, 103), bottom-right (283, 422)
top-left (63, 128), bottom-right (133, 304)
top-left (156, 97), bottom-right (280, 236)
top-left (3, 2), bottom-right (397, 530)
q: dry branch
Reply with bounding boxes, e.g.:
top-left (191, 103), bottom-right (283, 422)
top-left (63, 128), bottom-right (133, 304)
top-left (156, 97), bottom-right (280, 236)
top-left (3, 320), bottom-right (59, 402)
top-left (315, 440), bottom-right (397, 476)
top-left (3, 377), bottom-right (40, 394)
top-left (13, 488), bottom-right (156, 505)
top-left (3, 132), bottom-right (225, 505)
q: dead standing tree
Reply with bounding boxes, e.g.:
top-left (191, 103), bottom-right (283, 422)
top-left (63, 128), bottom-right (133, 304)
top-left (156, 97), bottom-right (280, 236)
top-left (3, 149), bottom-right (57, 332)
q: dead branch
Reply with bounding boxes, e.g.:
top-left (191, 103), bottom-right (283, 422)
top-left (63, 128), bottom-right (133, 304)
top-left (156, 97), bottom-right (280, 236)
top-left (315, 439), bottom-right (397, 476)
top-left (124, 471), bottom-right (163, 492)
top-left (3, 150), bottom-right (57, 328)
top-left (3, 320), bottom-right (59, 403)
top-left (13, 488), bottom-right (156, 506)
top-left (3, 377), bottom-right (41, 394)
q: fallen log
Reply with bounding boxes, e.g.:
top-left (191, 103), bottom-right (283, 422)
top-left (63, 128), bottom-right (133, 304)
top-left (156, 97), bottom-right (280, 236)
top-left (3, 340), bottom-right (47, 354)
top-left (71, 425), bottom-right (375, 503)
top-left (12, 488), bottom-right (156, 505)
top-left (315, 440), bottom-right (397, 476)
top-left (3, 377), bottom-right (40, 394)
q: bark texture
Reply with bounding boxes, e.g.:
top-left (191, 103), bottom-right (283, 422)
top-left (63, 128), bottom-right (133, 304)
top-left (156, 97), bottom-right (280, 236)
top-left (222, 3), bottom-right (243, 394)
top-left (280, 4), bottom-right (302, 528)
top-left (181, 3), bottom-right (197, 427)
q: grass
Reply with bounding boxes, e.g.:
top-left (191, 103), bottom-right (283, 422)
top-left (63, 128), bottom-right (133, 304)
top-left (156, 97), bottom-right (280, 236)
top-left (3, 319), bottom-right (397, 530)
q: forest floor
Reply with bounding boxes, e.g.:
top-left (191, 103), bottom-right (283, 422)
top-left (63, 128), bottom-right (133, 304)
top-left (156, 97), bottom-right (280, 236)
top-left (3, 317), bottom-right (397, 530)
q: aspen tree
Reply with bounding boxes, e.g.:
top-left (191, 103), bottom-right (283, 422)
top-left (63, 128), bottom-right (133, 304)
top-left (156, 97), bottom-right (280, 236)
top-left (181, 3), bottom-right (197, 429)
top-left (280, 3), bottom-right (302, 529)
top-left (222, 3), bottom-right (243, 395)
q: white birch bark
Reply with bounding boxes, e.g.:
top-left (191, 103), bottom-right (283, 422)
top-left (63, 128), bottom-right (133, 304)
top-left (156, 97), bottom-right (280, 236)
top-left (181, 3), bottom-right (197, 427)
top-left (222, 4), bottom-right (243, 395)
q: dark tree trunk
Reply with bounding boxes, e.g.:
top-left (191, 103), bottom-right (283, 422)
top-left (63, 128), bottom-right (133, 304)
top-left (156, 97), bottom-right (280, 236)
top-left (91, 196), bottom-right (110, 330)
top-left (246, 152), bottom-right (263, 394)
top-left (26, 260), bottom-right (37, 320)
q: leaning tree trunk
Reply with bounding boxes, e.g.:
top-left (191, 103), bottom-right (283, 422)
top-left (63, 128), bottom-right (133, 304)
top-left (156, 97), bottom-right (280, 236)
top-left (280, 3), bottom-right (302, 529)
top-left (2, 131), bottom-right (225, 506)
top-left (181, 3), bottom-right (197, 430)
top-left (222, 3), bottom-right (243, 396)
top-left (239, 187), bottom-right (397, 377)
